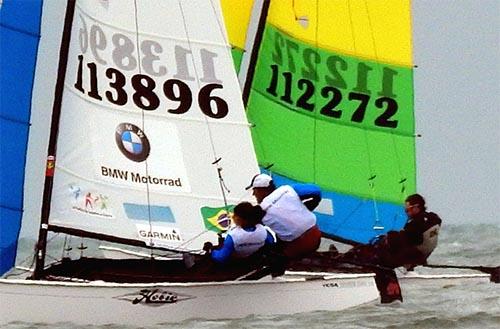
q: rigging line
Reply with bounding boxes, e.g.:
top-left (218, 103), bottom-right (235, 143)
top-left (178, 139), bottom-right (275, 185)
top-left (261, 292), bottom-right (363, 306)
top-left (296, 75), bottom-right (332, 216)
top-left (78, 236), bottom-right (87, 258)
top-left (250, 122), bottom-right (271, 171)
top-left (362, 0), bottom-right (379, 63)
top-left (175, 184), bottom-right (258, 249)
top-left (346, 0), bottom-right (358, 55)
top-left (329, 199), bottom-right (365, 235)
top-left (169, 188), bottom-right (256, 250)
top-left (177, 0), bottom-right (231, 216)
top-left (62, 235), bottom-right (69, 259)
top-left (391, 130), bottom-right (406, 193)
top-left (206, 0), bottom-right (241, 126)
top-left (133, 0), bottom-right (154, 258)
top-left (347, 0), bottom-right (380, 228)
top-left (176, 229), bottom-right (212, 250)
top-left (207, 0), bottom-right (232, 56)
top-left (363, 0), bottom-right (409, 217)
top-left (363, 0), bottom-right (406, 195)
top-left (312, 0), bottom-right (319, 184)
top-left (292, 0), bottom-right (297, 19)
top-left (177, 0), bottom-right (218, 163)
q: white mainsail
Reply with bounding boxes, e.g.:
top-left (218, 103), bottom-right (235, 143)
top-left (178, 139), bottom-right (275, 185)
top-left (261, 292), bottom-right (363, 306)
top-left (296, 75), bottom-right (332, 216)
top-left (49, 0), bottom-right (259, 250)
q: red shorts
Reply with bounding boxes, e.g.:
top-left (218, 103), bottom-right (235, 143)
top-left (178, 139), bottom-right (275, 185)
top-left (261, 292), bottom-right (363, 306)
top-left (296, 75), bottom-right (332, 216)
top-left (281, 225), bottom-right (321, 259)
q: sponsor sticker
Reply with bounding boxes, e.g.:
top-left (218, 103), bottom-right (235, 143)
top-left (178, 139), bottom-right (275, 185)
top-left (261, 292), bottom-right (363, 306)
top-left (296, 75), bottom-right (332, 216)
top-left (136, 224), bottom-right (182, 247)
top-left (115, 123), bottom-right (150, 163)
top-left (123, 203), bottom-right (175, 223)
top-left (115, 288), bottom-right (194, 306)
top-left (69, 184), bottom-right (113, 218)
top-left (92, 118), bottom-right (191, 193)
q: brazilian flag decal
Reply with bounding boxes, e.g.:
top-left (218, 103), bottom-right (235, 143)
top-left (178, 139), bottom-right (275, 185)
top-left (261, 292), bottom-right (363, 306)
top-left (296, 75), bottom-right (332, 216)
top-left (200, 206), bottom-right (234, 233)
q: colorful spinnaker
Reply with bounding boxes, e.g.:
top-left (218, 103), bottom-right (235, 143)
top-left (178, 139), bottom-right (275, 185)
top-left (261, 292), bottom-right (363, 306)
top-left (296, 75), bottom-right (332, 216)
top-left (0, 0), bottom-right (44, 275)
top-left (240, 0), bottom-right (416, 244)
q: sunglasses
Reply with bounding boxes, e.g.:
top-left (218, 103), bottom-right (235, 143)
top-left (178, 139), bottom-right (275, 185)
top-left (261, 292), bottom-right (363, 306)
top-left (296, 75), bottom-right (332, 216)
top-left (405, 204), bottom-right (418, 211)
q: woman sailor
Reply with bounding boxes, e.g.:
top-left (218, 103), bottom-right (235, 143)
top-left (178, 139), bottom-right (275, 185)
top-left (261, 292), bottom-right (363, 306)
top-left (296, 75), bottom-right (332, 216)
top-left (204, 202), bottom-right (275, 264)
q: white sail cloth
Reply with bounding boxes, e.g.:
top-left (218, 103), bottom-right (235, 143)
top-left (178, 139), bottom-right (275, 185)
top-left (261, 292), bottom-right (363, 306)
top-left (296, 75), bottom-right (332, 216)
top-left (48, 0), bottom-right (259, 251)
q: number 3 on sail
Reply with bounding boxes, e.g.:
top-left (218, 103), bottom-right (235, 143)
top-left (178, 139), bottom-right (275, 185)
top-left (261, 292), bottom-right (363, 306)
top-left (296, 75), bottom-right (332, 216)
top-left (73, 13), bottom-right (229, 118)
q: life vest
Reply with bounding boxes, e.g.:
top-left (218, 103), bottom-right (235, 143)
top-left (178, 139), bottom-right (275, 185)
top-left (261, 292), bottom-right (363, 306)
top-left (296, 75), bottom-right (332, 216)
top-left (416, 224), bottom-right (440, 257)
top-left (228, 224), bottom-right (268, 258)
top-left (405, 211), bottom-right (442, 258)
top-left (260, 185), bottom-right (316, 241)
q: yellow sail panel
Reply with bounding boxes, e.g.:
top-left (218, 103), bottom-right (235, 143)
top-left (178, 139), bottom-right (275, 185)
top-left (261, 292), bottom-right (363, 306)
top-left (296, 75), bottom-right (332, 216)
top-left (267, 0), bottom-right (413, 66)
top-left (220, 0), bottom-right (253, 50)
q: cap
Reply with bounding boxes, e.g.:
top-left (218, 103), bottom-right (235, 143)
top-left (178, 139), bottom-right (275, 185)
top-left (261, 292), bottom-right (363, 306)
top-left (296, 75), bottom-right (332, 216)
top-left (245, 173), bottom-right (273, 190)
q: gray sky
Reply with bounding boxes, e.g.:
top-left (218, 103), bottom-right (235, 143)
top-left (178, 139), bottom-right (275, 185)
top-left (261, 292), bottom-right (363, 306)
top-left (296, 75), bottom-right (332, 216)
top-left (412, 0), bottom-right (499, 224)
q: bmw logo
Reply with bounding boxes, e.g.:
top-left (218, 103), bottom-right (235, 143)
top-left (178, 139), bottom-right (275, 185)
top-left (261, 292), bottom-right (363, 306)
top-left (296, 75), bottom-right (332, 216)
top-left (115, 123), bottom-right (150, 162)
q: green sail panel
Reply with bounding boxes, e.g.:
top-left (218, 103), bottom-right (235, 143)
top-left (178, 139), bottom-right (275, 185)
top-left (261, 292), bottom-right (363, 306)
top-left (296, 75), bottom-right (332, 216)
top-left (247, 24), bottom-right (416, 204)
top-left (231, 46), bottom-right (244, 73)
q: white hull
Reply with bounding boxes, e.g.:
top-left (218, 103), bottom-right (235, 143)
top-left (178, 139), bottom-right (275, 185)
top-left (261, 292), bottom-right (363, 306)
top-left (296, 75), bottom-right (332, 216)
top-left (286, 270), bottom-right (491, 285)
top-left (398, 272), bottom-right (490, 284)
top-left (0, 273), bottom-right (377, 325)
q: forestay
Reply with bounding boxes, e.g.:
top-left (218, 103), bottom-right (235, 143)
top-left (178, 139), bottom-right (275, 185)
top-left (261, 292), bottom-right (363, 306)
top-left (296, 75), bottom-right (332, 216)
top-left (48, 0), bottom-right (259, 251)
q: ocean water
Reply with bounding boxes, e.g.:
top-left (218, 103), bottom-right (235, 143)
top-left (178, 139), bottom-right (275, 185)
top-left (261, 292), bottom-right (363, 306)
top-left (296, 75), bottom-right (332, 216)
top-left (3, 223), bottom-right (500, 329)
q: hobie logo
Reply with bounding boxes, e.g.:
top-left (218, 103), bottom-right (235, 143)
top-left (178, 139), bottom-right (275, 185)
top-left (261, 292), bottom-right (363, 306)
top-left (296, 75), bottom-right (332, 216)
top-left (115, 289), bottom-right (194, 306)
top-left (115, 123), bottom-right (150, 162)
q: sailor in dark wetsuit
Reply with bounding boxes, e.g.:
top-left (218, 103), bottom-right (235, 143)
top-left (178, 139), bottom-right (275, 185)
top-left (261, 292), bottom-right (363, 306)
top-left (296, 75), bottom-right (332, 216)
top-left (337, 194), bottom-right (442, 303)
top-left (377, 193), bottom-right (442, 269)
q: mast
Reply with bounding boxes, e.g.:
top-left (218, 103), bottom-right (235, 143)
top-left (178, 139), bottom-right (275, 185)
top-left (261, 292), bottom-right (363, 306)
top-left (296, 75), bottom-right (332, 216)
top-left (240, 0), bottom-right (271, 107)
top-left (33, 0), bottom-right (76, 280)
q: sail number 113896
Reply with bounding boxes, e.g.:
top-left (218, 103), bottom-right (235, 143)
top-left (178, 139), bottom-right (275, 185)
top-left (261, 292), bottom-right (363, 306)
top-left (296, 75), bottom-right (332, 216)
top-left (73, 56), bottom-right (229, 119)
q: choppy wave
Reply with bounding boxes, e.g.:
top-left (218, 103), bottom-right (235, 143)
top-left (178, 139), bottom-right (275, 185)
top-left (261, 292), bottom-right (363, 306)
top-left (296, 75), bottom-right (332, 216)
top-left (5, 223), bottom-right (500, 329)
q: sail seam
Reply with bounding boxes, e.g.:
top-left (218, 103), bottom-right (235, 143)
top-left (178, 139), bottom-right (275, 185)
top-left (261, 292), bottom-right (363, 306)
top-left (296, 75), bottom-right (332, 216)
top-left (0, 204), bottom-right (23, 212)
top-left (73, 3), bottom-right (229, 48)
top-left (265, 23), bottom-right (413, 68)
top-left (0, 116), bottom-right (31, 125)
top-left (52, 165), bottom-right (241, 201)
top-left (0, 23), bottom-right (41, 38)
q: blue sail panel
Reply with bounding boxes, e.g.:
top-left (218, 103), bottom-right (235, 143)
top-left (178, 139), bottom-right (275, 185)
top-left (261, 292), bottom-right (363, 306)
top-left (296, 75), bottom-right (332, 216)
top-left (269, 172), bottom-right (407, 244)
top-left (0, 0), bottom-right (43, 276)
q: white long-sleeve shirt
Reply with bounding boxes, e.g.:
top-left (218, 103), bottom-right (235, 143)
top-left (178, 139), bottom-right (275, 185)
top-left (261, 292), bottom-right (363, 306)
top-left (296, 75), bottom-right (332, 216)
top-left (260, 185), bottom-right (316, 241)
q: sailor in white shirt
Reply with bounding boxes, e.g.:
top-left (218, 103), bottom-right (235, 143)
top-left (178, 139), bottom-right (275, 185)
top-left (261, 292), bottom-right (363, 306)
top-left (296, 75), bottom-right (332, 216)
top-left (246, 174), bottom-right (322, 258)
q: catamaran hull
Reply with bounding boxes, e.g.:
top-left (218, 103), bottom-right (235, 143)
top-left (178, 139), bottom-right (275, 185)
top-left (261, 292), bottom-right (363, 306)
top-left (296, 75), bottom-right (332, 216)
top-left (0, 273), bottom-right (377, 325)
